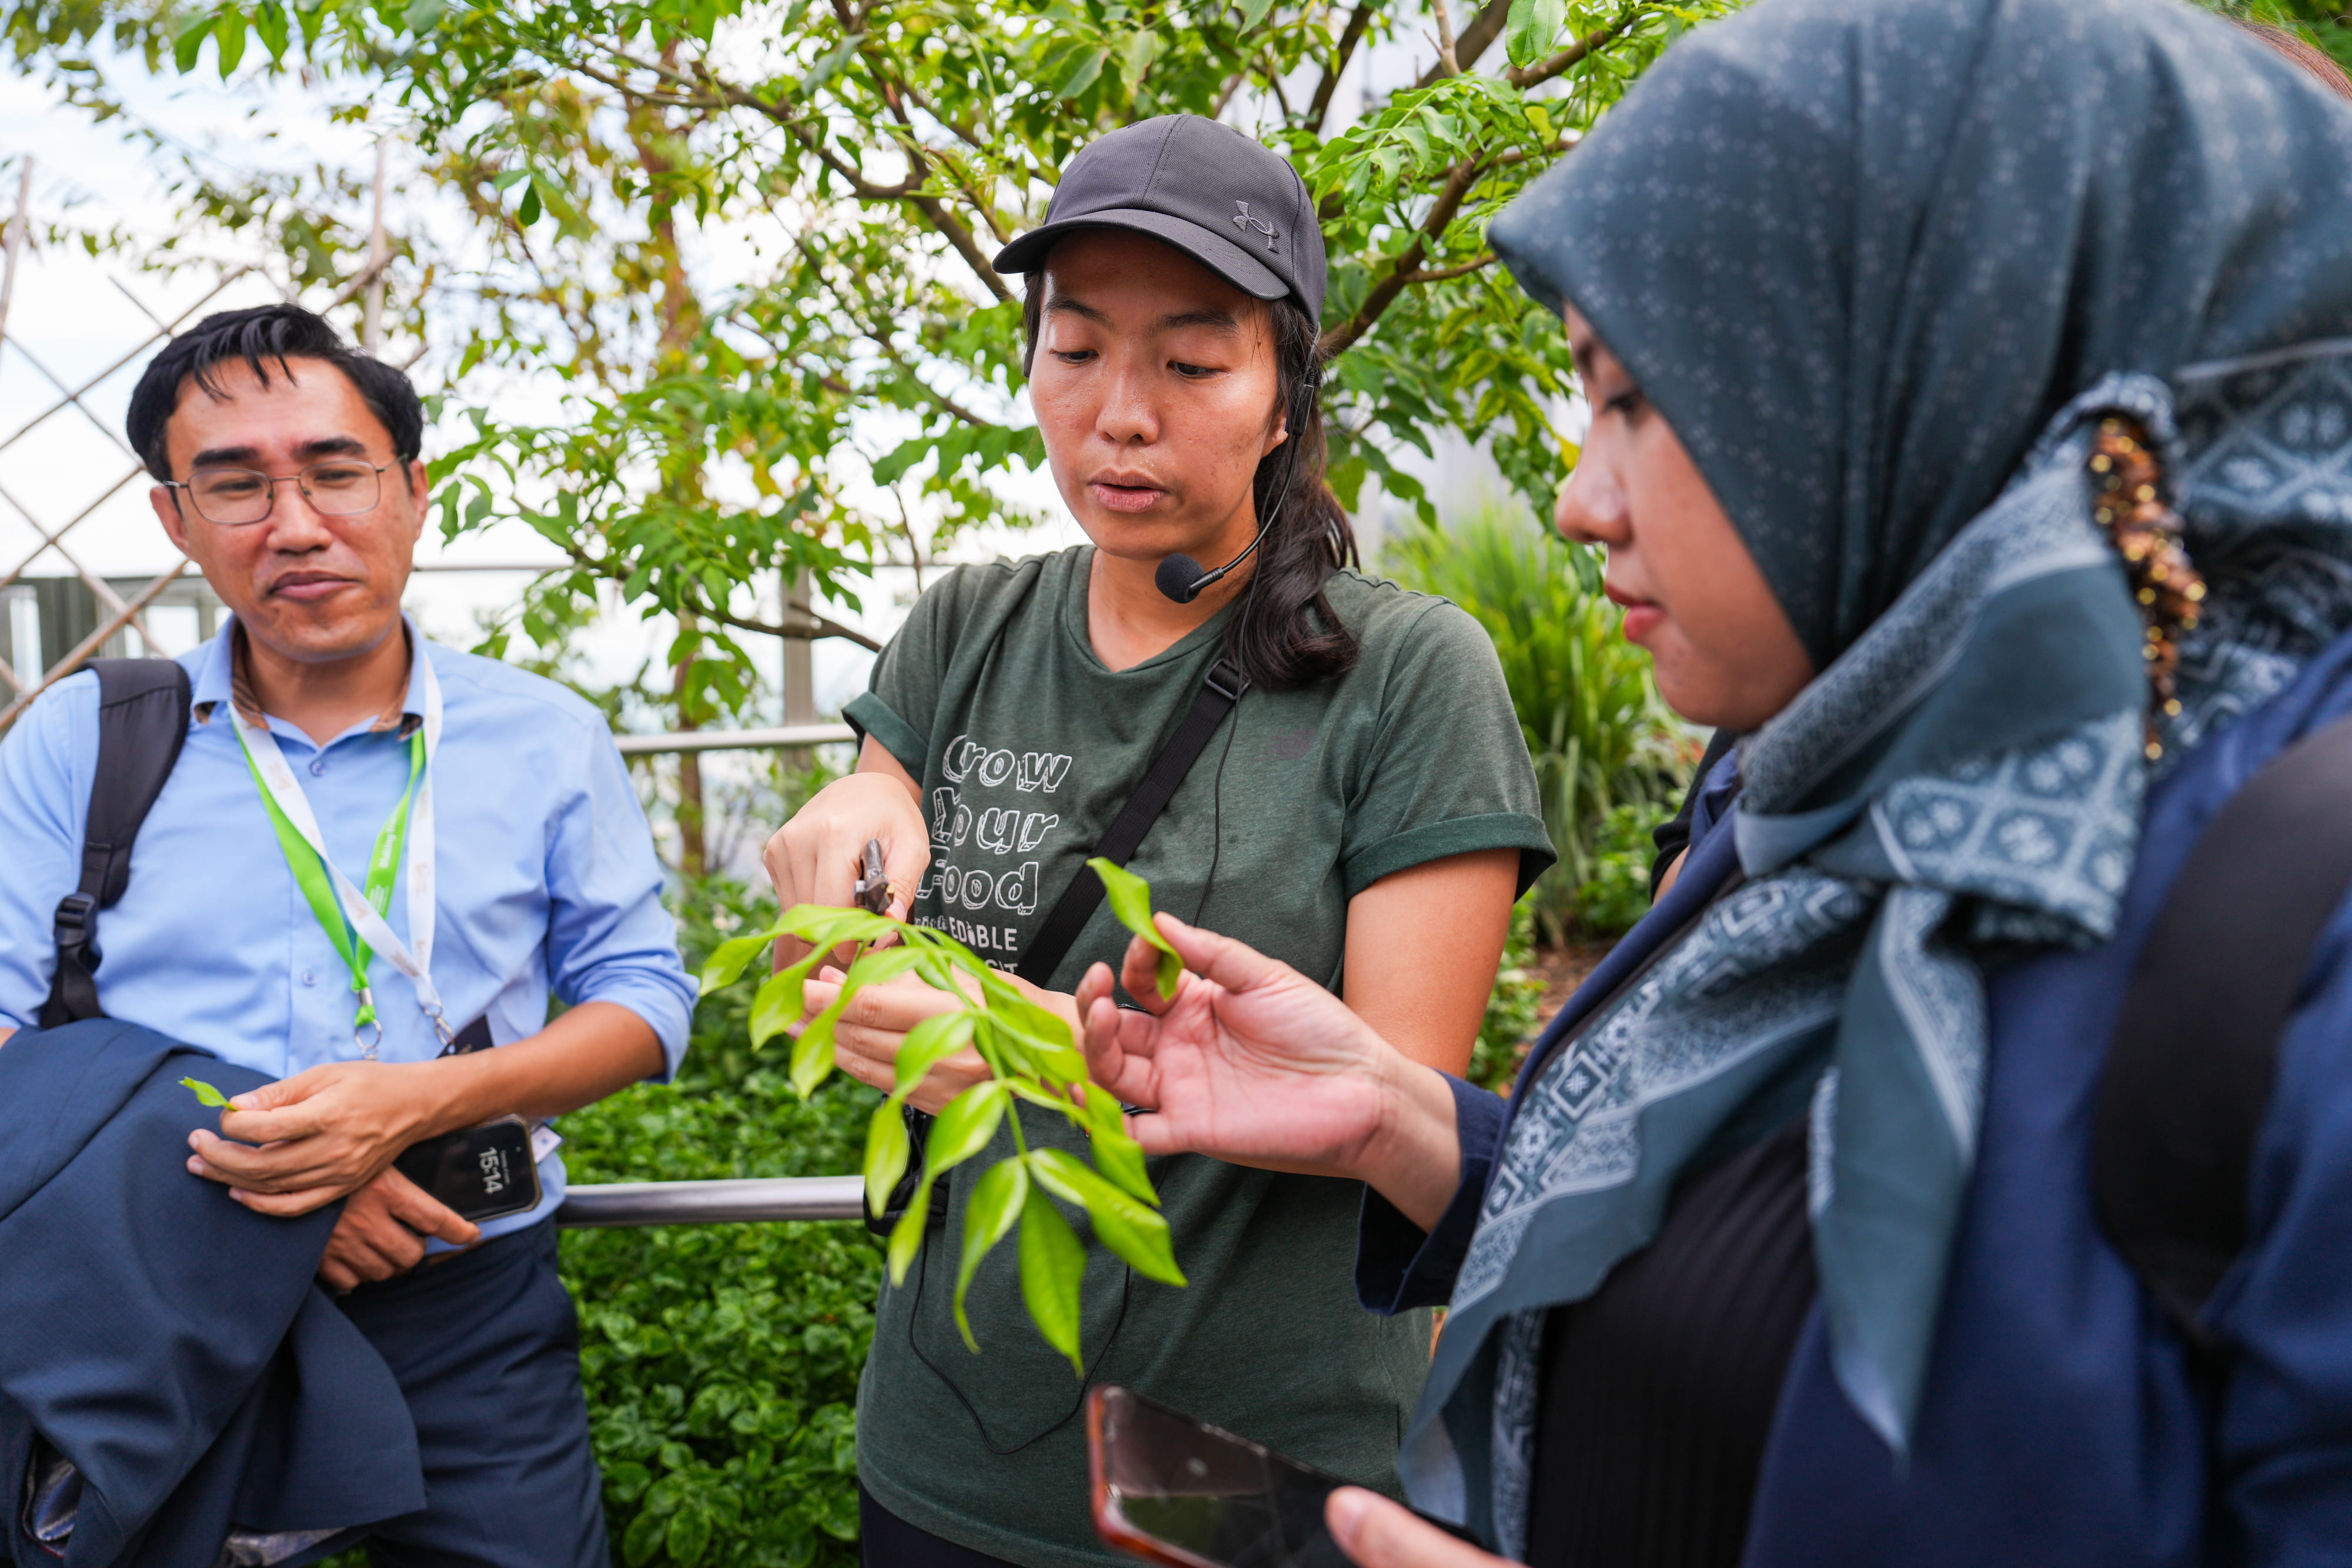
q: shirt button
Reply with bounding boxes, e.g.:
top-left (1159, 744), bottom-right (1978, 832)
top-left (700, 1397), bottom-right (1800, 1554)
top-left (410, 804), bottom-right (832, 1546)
top-left (300, 971), bottom-right (316, 987)
top-left (308, 758), bottom-right (327, 776)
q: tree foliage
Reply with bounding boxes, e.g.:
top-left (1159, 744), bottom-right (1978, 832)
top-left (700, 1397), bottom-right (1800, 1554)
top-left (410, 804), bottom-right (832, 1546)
top-left (6, 0), bottom-right (1742, 714)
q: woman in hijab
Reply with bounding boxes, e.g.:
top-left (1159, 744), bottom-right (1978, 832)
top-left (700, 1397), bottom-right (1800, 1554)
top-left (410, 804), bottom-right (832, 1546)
top-left (1075, 2), bottom-right (2352, 1564)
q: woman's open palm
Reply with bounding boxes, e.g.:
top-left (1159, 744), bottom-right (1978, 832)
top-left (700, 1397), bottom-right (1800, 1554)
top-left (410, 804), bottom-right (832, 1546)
top-left (1077, 915), bottom-right (1402, 1176)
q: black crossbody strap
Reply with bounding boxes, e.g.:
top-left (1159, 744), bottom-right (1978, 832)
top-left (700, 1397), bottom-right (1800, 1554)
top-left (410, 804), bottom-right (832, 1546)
top-left (39, 658), bottom-right (192, 1028)
top-left (1014, 658), bottom-right (1249, 987)
top-left (2094, 710), bottom-right (2352, 1340)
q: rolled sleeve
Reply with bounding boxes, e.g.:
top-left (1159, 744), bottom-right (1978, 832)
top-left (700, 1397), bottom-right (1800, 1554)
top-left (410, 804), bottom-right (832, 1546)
top-left (543, 727), bottom-right (696, 1079)
top-left (845, 691), bottom-right (927, 781)
top-left (1357, 1073), bottom-right (1509, 1315)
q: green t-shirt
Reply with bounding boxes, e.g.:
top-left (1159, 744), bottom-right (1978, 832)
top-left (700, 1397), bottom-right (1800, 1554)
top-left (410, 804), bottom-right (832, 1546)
top-left (844, 546), bottom-right (1551, 1568)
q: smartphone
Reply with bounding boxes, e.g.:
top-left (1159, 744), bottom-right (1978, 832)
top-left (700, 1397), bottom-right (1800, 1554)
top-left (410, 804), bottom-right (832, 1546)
top-left (392, 1114), bottom-right (542, 1223)
top-left (1087, 1386), bottom-right (1365, 1568)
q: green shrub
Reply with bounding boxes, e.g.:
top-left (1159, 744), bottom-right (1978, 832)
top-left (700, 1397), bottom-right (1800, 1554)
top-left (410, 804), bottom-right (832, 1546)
top-left (1572, 803), bottom-right (1678, 938)
top-left (1383, 506), bottom-right (1695, 943)
top-left (558, 1072), bottom-right (885, 1567)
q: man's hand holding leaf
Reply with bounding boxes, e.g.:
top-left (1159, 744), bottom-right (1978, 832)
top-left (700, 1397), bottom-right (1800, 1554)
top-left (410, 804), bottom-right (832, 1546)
top-left (186, 1059), bottom-right (441, 1216)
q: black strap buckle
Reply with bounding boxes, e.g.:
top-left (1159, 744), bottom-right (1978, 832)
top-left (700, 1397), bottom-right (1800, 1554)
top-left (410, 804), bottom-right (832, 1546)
top-left (1202, 658), bottom-right (1250, 704)
top-left (52, 892), bottom-right (97, 957)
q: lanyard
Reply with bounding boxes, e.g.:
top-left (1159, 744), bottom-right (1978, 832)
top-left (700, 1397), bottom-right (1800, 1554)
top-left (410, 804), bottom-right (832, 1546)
top-left (233, 656), bottom-right (446, 1057)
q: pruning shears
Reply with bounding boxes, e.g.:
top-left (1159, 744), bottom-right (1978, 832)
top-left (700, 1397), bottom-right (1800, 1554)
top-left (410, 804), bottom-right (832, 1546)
top-left (853, 837), bottom-right (892, 916)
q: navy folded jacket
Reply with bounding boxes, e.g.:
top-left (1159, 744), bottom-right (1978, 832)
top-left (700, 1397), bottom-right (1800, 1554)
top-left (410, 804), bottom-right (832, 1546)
top-left (0, 1018), bottom-right (423, 1567)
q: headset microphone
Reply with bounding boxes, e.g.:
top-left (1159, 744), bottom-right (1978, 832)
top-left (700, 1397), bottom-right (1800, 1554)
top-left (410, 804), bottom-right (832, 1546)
top-left (1155, 366), bottom-right (1321, 606)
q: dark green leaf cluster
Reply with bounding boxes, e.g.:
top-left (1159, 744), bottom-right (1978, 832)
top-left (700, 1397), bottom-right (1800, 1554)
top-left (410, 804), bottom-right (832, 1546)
top-left (557, 1074), bottom-right (880, 1567)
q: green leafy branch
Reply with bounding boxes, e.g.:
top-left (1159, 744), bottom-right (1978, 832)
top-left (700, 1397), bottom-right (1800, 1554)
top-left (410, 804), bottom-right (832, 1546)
top-left (694, 867), bottom-right (1188, 1371)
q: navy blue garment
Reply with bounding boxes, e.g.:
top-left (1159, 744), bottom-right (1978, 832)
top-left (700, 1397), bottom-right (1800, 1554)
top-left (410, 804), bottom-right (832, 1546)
top-left (0, 1019), bottom-right (423, 1568)
top-left (1362, 629), bottom-right (2352, 1562)
top-left (311, 1221), bottom-right (607, 1568)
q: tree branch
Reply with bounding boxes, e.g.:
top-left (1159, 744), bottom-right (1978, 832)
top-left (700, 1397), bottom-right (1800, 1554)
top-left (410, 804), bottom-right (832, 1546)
top-left (1317, 154), bottom-right (1487, 359)
top-left (550, 533), bottom-right (884, 651)
top-left (1395, 252), bottom-right (1494, 285)
top-left (1505, 15), bottom-right (1636, 90)
top-left (713, 601), bottom-right (883, 652)
top-left (1429, 0), bottom-right (1461, 77)
top-left (1309, 0), bottom-right (1381, 131)
top-left (1414, 0), bottom-right (1509, 86)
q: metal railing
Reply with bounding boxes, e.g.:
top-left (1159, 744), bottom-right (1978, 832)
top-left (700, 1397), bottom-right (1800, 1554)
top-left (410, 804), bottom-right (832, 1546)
top-left (556, 1175), bottom-right (864, 1227)
top-left (613, 722), bottom-right (857, 756)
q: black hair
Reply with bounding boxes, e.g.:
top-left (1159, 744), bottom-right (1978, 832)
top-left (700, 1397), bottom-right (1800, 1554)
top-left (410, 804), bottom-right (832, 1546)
top-left (126, 304), bottom-right (425, 483)
top-left (1022, 278), bottom-right (1361, 693)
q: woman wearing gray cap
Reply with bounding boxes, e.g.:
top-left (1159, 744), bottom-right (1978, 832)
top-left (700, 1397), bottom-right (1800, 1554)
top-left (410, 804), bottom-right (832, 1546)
top-left (759, 115), bottom-right (1553, 1566)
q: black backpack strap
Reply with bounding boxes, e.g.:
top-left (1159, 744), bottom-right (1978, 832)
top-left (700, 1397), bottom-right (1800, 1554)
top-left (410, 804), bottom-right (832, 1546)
top-left (38, 658), bottom-right (192, 1028)
top-left (1013, 657), bottom-right (1249, 987)
top-left (2094, 710), bottom-right (2352, 1341)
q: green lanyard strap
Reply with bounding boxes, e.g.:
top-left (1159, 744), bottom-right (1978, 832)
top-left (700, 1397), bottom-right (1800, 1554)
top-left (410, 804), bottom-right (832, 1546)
top-left (242, 729), bottom-right (426, 1048)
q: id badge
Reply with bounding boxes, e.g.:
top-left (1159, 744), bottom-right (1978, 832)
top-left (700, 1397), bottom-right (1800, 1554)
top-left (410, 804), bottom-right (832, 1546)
top-left (393, 1114), bottom-right (543, 1222)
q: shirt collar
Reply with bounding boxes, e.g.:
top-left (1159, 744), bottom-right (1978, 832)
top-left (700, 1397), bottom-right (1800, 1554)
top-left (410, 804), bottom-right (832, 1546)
top-left (192, 615), bottom-right (423, 740)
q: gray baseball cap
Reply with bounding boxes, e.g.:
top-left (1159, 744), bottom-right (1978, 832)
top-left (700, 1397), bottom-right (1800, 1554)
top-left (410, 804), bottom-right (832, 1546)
top-left (992, 115), bottom-right (1326, 322)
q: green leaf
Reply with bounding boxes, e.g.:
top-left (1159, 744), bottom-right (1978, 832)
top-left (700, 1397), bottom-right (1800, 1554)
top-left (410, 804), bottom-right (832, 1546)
top-left (696, 930), bottom-right (773, 997)
top-left (887, 1178), bottom-right (933, 1285)
top-left (922, 1079), bottom-right (1007, 1179)
top-left (1077, 1093), bottom-right (1156, 1205)
top-left (1236, 0), bottom-right (1277, 31)
top-left (869, 434), bottom-right (933, 486)
top-left (252, 1), bottom-right (287, 60)
top-left (402, 0), bottom-right (446, 29)
top-left (863, 1101), bottom-right (910, 1219)
top-left (667, 1506), bottom-right (713, 1567)
top-left (1504, 0), bottom-right (1566, 68)
top-left (891, 1009), bottom-right (977, 1101)
top-left (788, 1019), bottom-right (836, 1099)
top-left (1120, 28), bottom-right (1160, 80)
top-left (517, 180), bottom-right (542, 226)
top-left (1028, 1148), bottom-right (1184, 1286)
top-left (181, 1076), bottom-right (231, 1108)
top-left (1088, 857), bottom-right (1182, 999)
top-left (747, 952), bottom-right (824, 1049)
top-left (622, 1506), bottom-right (666, 1568)
top-left (1018, 1183), bottom-right (1085, 1373)
top-left (839, 942), bottom-right (927, 995)
top-left (952, 1157), bottom-right (1028, 1350)
top-left (214, 7), bottom-right (245, 75)
top-left (774, 905), bottom-right (897, 949)
top-left (1055, 45), bottom-right (1108, 100)
top-left (173, 12), bottom-right (212, 73)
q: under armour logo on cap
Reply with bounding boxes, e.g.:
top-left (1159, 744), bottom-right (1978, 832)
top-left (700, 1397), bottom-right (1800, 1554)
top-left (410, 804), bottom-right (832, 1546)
top-left (1232, 201), bottom-right (1279, 252)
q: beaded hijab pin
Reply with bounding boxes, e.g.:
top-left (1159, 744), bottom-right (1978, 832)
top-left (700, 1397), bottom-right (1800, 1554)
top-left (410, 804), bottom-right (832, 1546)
top-left (2088, 416), bottom-right (2206, 760)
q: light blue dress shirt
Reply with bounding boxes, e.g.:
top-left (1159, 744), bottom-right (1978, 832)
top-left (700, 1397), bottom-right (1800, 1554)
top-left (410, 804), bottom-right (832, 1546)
top-left (0, 619), bottom-right (695, 1243)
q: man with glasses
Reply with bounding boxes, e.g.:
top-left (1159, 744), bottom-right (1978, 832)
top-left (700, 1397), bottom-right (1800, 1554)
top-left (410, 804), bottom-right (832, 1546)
top-left (0, 304), bottom-right (694, 1565)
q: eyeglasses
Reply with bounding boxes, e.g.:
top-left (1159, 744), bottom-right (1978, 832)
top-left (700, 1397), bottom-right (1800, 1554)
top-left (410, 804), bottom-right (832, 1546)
top-left (164, 459), bottom-right (393, 526)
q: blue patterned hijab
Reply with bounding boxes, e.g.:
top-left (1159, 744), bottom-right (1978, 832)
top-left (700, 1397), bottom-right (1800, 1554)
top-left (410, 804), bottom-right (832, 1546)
top-left (1407, 0), bottom-right (2352, 1553)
